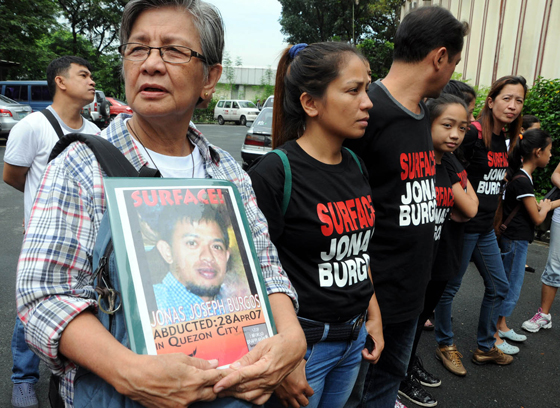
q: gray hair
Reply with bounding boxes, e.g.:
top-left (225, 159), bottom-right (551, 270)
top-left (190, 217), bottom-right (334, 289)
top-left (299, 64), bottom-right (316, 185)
top-left (120, 0), bottom-right (225, 76)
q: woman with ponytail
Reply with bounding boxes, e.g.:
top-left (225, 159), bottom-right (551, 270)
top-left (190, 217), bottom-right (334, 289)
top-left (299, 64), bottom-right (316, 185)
top-left (434, 76), bottom-right (527, 370)
top-left (495, 129), bottom-right (558, 353)
top-left (248, 42), bottom-right (383, 408)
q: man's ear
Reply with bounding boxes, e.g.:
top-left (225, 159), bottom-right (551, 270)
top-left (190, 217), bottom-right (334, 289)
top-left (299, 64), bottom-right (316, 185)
top-left (433, 47), bottom-right (448, 71)
top-left (201, 64), bottom-right (222, 99)
top-left (300, 92), bottom-right (319, 118)
top-left (54, 76), bottom-right (67, 93)
top-left (156, 240), bottom-right (173, 265)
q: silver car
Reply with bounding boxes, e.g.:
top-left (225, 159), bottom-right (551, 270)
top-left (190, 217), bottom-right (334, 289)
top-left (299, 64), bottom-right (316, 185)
top-left (0, 94), bottom-right (32, 137)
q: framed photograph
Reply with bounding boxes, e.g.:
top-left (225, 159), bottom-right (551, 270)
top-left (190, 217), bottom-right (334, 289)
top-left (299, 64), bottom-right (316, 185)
top-left (104, 178), bottom-right (276, 368)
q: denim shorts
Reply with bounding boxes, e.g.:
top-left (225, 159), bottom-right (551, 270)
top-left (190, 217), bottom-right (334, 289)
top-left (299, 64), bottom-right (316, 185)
top-left (542, 220), bottom-right (560, 288)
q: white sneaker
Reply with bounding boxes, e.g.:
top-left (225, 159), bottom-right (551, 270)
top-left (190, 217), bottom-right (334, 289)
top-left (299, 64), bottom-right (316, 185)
top-left (522, 308), bottom-right (552, 333)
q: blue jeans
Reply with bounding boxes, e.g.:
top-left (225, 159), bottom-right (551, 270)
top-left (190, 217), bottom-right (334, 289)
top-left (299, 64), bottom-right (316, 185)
top-left (500, 237), bottom-right (529, 317)
top-left (435, 230), bottom-right (509, 351)
top-left (345, 317), bottom-right (417, 408)
top-left (11, 316), bottom-right (40, 384)
top-left (267, 323), bottom-right (367, 408)
top-left (542, 220), bottom-right (560, 287)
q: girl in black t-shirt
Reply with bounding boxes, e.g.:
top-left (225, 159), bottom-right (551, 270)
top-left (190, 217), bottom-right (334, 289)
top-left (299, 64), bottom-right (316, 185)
top-left (495, 129), bottom-right (558, 353)
top-left (435, 76), bottom-right (528, 368)
top-left (248, 43), bottom-right (383, 408)
top-left (399, 94), bottom-right (477, 407)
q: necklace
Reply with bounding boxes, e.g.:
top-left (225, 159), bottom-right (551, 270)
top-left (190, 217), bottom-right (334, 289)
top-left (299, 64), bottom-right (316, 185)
top-left (127, 120), bottom-right (195, 178)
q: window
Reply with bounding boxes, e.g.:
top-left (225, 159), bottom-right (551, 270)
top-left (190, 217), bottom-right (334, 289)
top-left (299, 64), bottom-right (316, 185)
top-left (232, 102), bottom-right (239, 109)
top-left (31, 86), bottom-right (51, 101)
top-left (217, 101), bottom-right (224, 107)
top-left (224, 101), bottom-right (232, 108)
top-left (5, 85), bottom-right (25, 101)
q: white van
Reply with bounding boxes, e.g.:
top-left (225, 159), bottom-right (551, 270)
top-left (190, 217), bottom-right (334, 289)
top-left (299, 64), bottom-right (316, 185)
top-left (214, 100), bottom-right (259, 126)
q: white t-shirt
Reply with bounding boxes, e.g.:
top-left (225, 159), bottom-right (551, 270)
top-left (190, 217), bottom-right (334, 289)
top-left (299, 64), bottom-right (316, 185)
top-left (128, 119), bottom-right (205, 178)
top-left (4, 106), bottom-right (100, 227)
top-left (132, 141), bottom-right (205, 178)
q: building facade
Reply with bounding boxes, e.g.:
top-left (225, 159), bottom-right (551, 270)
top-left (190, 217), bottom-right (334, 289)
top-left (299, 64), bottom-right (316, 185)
top-left (402, 0), bottom-right (560, 87)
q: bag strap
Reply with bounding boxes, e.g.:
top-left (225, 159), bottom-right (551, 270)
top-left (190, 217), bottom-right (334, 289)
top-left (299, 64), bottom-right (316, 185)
top-left (269, 149), bottom-right (291, 215)
top-left (501, 173), bottom-right (530, 230)
top-left (344, 147), bottom-right (363, 173)
top-left (472, 121), bottom-right (483, 140)
top-left (41, 109), bottom-right (65, 140)
top-left (48, 132), bottom-right (160, 178)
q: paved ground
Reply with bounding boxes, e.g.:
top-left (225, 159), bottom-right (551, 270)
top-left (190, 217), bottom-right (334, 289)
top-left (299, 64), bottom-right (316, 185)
top-left (1, 125), bottom-right (558, 407)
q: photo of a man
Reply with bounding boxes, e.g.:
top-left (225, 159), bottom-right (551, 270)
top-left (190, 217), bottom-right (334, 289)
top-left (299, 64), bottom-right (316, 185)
top-left (149, 203), bottom-right (247, 319)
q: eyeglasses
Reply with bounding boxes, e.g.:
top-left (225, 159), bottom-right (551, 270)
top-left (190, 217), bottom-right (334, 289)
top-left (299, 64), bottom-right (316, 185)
top-left (118, 43), bottom-right (207, 64)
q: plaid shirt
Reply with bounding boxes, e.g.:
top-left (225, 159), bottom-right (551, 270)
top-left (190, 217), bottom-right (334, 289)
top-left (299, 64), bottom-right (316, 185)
top-left (16, 114), bottom-right (297, 407)
top-left (153, 272), bottom-right (229, 322)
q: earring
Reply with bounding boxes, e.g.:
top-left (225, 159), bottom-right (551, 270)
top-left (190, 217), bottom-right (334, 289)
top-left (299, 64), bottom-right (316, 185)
top-left (204, 92), bottom-right (209, 97)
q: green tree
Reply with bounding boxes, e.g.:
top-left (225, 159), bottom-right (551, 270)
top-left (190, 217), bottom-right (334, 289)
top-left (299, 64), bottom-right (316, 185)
top-left (56, 0), bottom-right (126, 54)
top-left (523, 78), bottom-right (560, 195)
top-left (0, 0), bottom-right (60, 79)
top-left (279, 0), bottom-right (404, 79)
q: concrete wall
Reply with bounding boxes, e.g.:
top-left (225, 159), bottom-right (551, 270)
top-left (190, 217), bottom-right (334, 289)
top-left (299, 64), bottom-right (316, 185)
top-left (401, 0), bottom-right (560, 87)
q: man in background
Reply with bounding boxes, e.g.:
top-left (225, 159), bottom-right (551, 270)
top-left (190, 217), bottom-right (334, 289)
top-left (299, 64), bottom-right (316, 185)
top-left (3, 55), bottom-right (99, 408)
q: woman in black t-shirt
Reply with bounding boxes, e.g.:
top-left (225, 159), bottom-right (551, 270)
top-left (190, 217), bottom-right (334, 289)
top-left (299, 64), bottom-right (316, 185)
top-left (248, 43), bottom-right (383, 408)
top-left (435, 76), bottom-right (528, 368)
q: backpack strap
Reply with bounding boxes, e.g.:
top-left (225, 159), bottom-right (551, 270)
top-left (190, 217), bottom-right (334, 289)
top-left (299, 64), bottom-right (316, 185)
top-left (269, 149), bottom-right (291, 215)
top-left (41, 109), bottom-right (65, 140)
top-left (343, 147), bottom-right (363, 174)
top-left (48, 132), bottom-right (160, 178)
top-left (472, 121), bottom-right (483, 139)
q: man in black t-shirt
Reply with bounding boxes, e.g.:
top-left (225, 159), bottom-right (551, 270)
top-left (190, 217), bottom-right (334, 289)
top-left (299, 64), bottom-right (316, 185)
top-left (344, 6), bottom-right (469, 408)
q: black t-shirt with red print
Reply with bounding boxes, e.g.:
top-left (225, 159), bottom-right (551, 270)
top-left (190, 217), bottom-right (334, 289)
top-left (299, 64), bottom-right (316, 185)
top-left (462, 122), bottom-right (508, 233)
top-left (433, 162), bottom-right (454, 257)
top-left (345, 80), bottom-right (436, 323)
top-left (248, 140), bottom-right (375, 323)
top-left (431, 153), bottom-right (467, 281)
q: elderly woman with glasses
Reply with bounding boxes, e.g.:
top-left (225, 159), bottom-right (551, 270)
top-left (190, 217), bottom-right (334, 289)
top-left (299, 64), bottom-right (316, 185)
top-left (15, 1), bottom-right (305, 407)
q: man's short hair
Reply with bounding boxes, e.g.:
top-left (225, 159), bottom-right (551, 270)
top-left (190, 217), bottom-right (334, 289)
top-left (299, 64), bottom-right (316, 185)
top-left (157, 203), bottom-right (230, 249)
top-left (46, 56), bottom-right (93, 98)
top-left (393, 6), bottom-right (469, 63)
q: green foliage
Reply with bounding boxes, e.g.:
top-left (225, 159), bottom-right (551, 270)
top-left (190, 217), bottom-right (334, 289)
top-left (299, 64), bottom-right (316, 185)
top-left (223, 52), bottom-right (236, 95)
top-left (279, 0), bottom-right (403, 80)
top-left (192, 98), bottom-right (218, 123)
top-left (0, 0), bottom-right (124, 97)
top-left (0, 0), bottom-right (60, 79)
top-left (523, 78), bottom-right (560, 195)
top-left (253, 67), bottom-right (275, 104)
top-left (358, 39), bottom-right (393, 82)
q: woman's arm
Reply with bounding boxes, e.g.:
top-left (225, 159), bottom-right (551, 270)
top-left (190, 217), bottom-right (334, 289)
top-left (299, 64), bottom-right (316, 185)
top-left (450, 179), bottom-right (479, 221)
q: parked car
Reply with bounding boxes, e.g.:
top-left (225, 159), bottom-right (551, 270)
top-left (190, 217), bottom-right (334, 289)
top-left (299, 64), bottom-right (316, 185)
top-left (0, 94), bottom-right (32, 137)
top-left (214, 99), bottom-right (259, 126)
top-left (85, 90), bottom-right (111, 127)
top-left (82, 103), bottom-right (93, 121)
top-left (262, 95), bottom-right (274, 108)
top-left (106, 97), bottom-right (133, 119)
top-left (0, 80), bottom-right (51, 111)
top-left (241, 107), bottom-right (273, 169)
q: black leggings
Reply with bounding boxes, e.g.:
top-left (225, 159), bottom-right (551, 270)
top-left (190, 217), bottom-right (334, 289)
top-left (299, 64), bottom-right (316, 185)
top-left (408, 279), bottom-right (449, 373)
